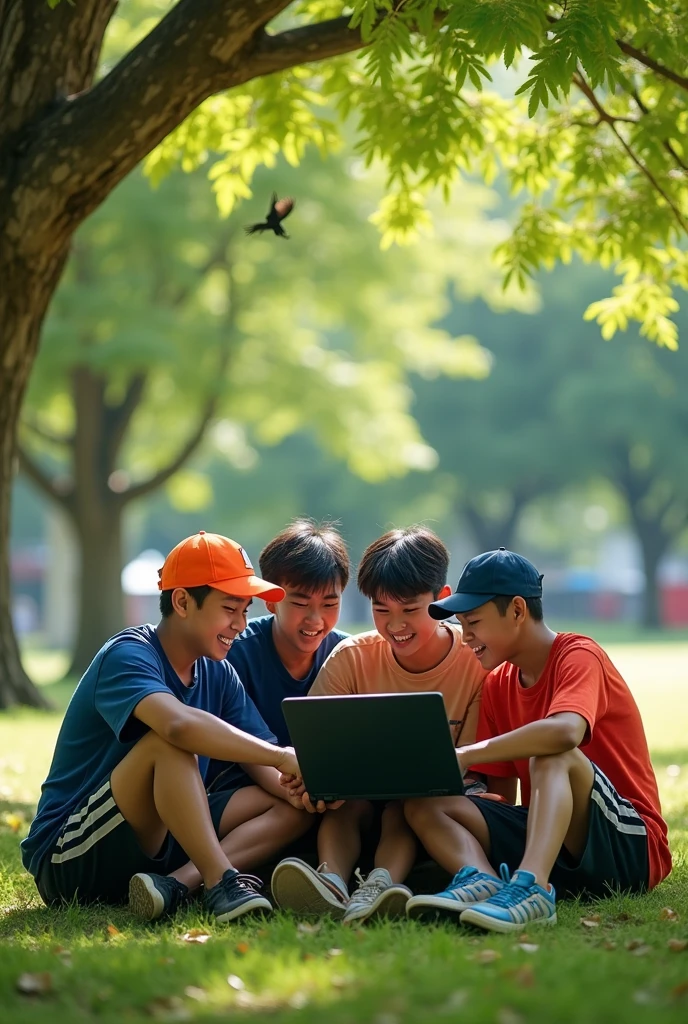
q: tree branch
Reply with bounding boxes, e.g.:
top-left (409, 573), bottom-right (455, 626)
top-left (616, 39), bottom-right (688, 94)
top-left (631, 88), bottom-right (688, 173)
top-left (16, 444), bottom-right (71, 506)
top-left (120, 396), bottom-right (219, 503)
top-left (21, 415), bottom-right (74, 447)
top-left (13, 0), bottom-right (293, 253)
top-left (573, 71), bottom-right (687, 234)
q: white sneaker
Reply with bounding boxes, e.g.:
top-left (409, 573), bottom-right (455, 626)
top-left (343, 868), bottom-right (411, 925)
top-left (271, 858), bottom-right (348, 919)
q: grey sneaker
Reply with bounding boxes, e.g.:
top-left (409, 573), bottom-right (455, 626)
top-left (343, 868), bottom-right (411, 925)
top-left (271, 858), bottom-right (349, 919)
top-left (128, 872), bottom-right (189, 921)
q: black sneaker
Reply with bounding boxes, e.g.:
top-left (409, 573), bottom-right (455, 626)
top-left (129, 872), bottom-right (189, 921)
top-left (204, 869), bottom-right (272, 923)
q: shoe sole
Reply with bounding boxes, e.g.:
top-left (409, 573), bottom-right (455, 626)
top-left (344, 887), bottom-right (411, 925)
top-left (129, 874), bottom-right (164, 921)
top-left (459, 907), bottom-right (558, 933)
top-left (214, 895), bottom-right (273, 924)
top-left (271, 860), bottom-right (347, 919)
top-left (406, 893), bottom-right (480, 921)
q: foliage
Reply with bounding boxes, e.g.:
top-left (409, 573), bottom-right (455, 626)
top-left (23, 144), bottom-right (531, 515)
top-left (86, 0), bottom-right (688, 346)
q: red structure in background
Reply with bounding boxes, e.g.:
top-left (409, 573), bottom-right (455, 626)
top-left (661, 585), bottom-right (688, 626)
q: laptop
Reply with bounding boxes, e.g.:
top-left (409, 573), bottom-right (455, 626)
top-left (281, 692), bottom-right (465, 802)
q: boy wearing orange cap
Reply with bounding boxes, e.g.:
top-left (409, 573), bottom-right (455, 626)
top-left (22, 532), bottom-right (310, 923)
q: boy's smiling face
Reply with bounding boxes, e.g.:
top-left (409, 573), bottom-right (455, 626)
top-left (267, 586), bottom-right (342, 655)
top-left (372, 586), bottom-right (451, 661)
top-left (179, 587), bottom-right (253, 661)
top-left (457, 597), bottom-right (526, 672)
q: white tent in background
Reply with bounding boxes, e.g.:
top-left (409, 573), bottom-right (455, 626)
top-left (121, 549), bottom-right (164, 625)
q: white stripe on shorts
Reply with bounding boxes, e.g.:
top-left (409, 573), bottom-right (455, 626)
top-left (51, 811), bottom-right (125, 864)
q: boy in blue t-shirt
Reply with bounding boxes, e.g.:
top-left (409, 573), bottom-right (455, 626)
top-left (22, 532), bottom-right (312, 923)
top-left (226, 519), bottom-right (350, 746)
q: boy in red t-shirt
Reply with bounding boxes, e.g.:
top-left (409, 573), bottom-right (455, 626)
top-left (405, 548), bottom-right (671, 932)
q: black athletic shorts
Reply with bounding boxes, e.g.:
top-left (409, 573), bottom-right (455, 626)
top-left (36, 772), bottom-right (252, 906)
top-left (470, 761), bottom-right (649, 899)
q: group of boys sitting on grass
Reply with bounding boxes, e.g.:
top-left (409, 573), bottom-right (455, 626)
top-left (22, 521), bottom-right (671, 934)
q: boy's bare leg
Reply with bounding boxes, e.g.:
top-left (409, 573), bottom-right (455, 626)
top-left (374, 801), bottom-right (417, 882)
top-left (110, 731), bottom-right (230, 889)
top-left (170, 788), bottom-right (312, 890)
top-left (404, 796), bottom-right (496, 876)
top-left (318, 799), bottom-right (375, 883)
top-left (518, 748), bottom-right (594, 886)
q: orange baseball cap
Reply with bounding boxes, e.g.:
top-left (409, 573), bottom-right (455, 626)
top-left (158, 531), bottom-right (285, 602)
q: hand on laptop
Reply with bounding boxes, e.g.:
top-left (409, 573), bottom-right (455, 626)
top-left (278, 772), bottom-right (344, 814)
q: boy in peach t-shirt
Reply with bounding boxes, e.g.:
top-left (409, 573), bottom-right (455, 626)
top-left (271, 526), bottom-right (486, 924)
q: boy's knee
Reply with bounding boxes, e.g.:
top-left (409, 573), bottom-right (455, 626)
top-left (529, 748), bottom-right (578, 775)
top-left (404, 797), bottom-right (435, 829)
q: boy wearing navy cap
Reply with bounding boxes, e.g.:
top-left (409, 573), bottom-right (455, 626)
top-left (405, 548), bottom-right (671, 931)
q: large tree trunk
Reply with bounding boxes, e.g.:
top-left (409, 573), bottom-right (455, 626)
top-left (67, 502), bottom-right (124, 677)
top-left (630, 516), bottom-right (670, 630)
top-left (0, 252), bottom-right (70, 708)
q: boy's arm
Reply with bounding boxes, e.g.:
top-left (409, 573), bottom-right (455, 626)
top-left (458, 712), bottom-right (587, 772)
top-left (133, 692), bottom-right (299, 776)
top-left (242, 763), bottom-right (307, 810)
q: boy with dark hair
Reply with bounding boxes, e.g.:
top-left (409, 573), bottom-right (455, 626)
top-left (405, 547), bottom-right (672, 931)
top-left (272, 526), bottom-right (487, 924)
top-left (22, 532), bottom-right (311, 923)
top-left (226, 518), bottom-right (350, 746)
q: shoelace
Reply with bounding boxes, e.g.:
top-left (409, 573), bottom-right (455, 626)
top-left (223, 872), bottom-right (264, 896)
top-left (481, 877), bottom-right (535, 910)
top-left (349, 869), bottom-right (387, 906)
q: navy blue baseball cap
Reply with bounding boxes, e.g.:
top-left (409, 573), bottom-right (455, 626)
top-left (429, 547), bottom-right (543, 619)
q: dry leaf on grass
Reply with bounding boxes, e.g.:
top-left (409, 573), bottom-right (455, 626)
top-left (668, 939), bottom-right (688, 952)
top-left (297, 921), bottom-right (321, 935)
top-left (16, 972), bottom-right (53, 996)
top-left (184, 986), bottom-right (208, 1002)
top-left (513, 964), bottom-right (536, 988)
top-left (227, 974), bottom-right (245, 991)
top-left (106, 924), bottom-right (121, 938)
top-left (580, 915), bottom-right (601, 929)
top-left (51, 945), bottom-right (72, 965)
top-left (602, 940), bottom-right (617, 951)
top-left (4, 812), bottom-right (25, 833)
top-left (660, 907), bottom-right (679, 921)
top-left (516, 943), bottom-right (539, 953)
top-left (146, 995), bottom-right (191, 1020)
top-left (471, 949), bottom-right (501, 965)
top-left (288, 992), bottom-right (309, 1009)
top-left (157, 957), bottom-right (175, 965)
top-left (327, 947), bottom-right (344, 958)
top-left (496, 1008), bottom-right (523, 1024)
top-left (181, 929), bottom-right (211, 944)
top-left (438, 990), bottom-right (468, 1013)
top-left (625, 939), bottom-right (651, 956)
top-left (235, 941), bottom-right (250, 955)
top-left (301, 952), bottom-right (315, 962)
top-left (670, 981), bottom-right (688, 1000)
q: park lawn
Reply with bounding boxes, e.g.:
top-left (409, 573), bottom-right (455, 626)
top-left (1, 645), bottom-right (687, 1024)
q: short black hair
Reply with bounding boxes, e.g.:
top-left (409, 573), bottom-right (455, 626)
top-left (159, 585), bottom-right (214, 618)
top-left (357, 526), bottom-right (449, 602)
top-left (490, 594), bottom-right (544, 621)
top-left (259, 518), bottom-right (350, 593)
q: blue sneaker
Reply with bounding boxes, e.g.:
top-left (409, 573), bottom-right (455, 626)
top-left (128, 872), bottom-right (190, 921)
top-left (406, 865), bottom-right (507, 920)
top-left (460, 867), bottom-right (557, 933)
top-left (204, 869), bottom-right (272, 923)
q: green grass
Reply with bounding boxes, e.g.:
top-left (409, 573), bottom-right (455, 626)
top-left (2, 645), bottom-right (688, 1023)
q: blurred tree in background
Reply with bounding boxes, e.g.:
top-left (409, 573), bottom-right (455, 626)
top-left (2, 0), bottom-right (686, 703)
top-left (19, 152), bottom-right (529, 675)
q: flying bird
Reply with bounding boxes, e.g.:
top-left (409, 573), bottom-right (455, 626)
top-left (245, 193), bottom-right (295, 239)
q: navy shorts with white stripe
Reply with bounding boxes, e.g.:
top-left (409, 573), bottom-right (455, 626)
top-left (467, 762), bottom-right (649, 898)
